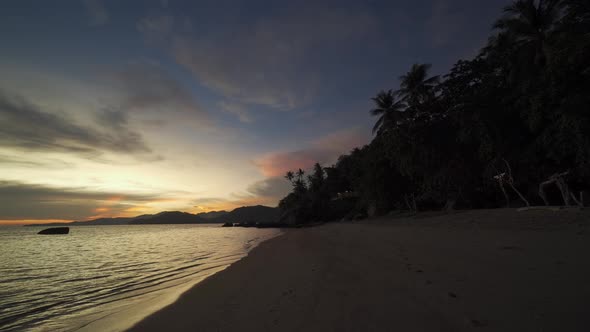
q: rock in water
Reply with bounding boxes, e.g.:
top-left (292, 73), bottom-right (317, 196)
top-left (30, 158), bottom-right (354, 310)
top-left (38, 227), bottom-right (69, 235)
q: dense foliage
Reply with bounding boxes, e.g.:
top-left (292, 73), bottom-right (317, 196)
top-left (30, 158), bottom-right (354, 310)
top-left (279, 0), bottom-right (590, 224)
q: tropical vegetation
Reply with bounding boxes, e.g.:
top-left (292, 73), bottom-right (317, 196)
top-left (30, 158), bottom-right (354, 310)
top-left (279, 0), bottom-right (590, 224)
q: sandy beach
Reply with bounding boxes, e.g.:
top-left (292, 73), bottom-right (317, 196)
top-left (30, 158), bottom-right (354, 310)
top-left (129, 209), bottom-right (590, 332)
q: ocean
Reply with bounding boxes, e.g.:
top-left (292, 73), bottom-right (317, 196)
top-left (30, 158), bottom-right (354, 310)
top-left (0, 225), bottom-right (280, 331)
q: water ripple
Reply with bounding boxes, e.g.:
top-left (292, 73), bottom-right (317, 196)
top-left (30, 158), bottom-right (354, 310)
top-left (0, 225), bottom-right (279, 331)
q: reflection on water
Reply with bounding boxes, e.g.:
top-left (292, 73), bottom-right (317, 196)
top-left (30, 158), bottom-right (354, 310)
top-left (0, 225), bottom-right (280, 331)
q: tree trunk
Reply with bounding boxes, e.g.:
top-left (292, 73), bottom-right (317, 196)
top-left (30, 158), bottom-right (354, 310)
top-left (411, 193), bottom-right (418, 212)
top-left (501, 158), bottom-right (529, 207)
top-left (555, 177), bottom-right (571, 206)
top-left (404, 194), bottom-right (412, 211)
top-left (497, 179), bottom-right (510, 208)
top-left (570, 191), bottom-right (583, 207)
top-left (444, 198), bottom-right (456, 212)
top-left (507, 181), bottom-right (530, 207)
top-left (539, 180), bottom-right (554, 206)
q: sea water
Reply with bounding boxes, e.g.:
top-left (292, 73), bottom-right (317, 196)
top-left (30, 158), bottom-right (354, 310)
top-left (0, 225), bottom-right (280, 331)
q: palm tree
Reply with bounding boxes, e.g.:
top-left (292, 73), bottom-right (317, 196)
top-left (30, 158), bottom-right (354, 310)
top-left (493, 0), bottom-right (564, 66)
top-left (396, 64), bottom-right (440, 111)
top-left (296, 169), bottom-right (305, 181)
top-left (285, 171), bottom-right (294, 183)
top-left (370, 90), bottom-right (407, 135)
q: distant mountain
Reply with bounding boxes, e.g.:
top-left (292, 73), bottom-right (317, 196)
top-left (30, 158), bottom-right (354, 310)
top-left (129, 211), bottom-right (204, 225)
top-left (196, 210), bottom-right (228, 219)
top-left (70, 217), bottom-right (133, 226)
top-left (24, 206), bottom-right (278, 227)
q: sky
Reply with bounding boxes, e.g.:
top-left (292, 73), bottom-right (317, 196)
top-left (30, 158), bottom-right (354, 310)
top-left (0, 0), bottom-right (510, 225)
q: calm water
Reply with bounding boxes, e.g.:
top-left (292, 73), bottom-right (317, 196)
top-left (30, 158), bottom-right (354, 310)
top-left (0, 225), bottom-right (280, 331)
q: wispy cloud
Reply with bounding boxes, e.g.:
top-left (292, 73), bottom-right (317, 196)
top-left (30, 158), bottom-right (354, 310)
top-left (83, 0), bottom-right (109, 26)
top-left (108, 62), bottom-right (208, 125)
top-left (137, 15), bottom-right (175, 43)
top-left (0, 89), bottom-right (154, 159)
top-left (218, 101), bottom-right (253, 123)
top-left (254, 127), bottom-right (369, 177)
top-left (140, 5), bottom-right (377, 112)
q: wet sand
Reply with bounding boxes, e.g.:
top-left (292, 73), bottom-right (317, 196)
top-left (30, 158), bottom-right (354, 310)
top-left (129, 208), bottom-right (590, 331)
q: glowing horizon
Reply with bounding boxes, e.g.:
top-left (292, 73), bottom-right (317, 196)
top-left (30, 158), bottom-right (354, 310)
top-left (0, 0), bottom-right (507, 224)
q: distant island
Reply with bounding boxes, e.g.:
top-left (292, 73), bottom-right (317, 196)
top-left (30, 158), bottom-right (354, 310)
top-left (24, 205), bottom-right (279, 227)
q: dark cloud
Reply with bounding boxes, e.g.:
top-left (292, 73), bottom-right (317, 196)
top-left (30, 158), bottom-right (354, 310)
top-left (111, 62), bottom-right (207, 121)
top-left (246, 177), bottom-right (291, 199)
top-left (0, 89), bottom-right (154, 158)
top-left (0, 154), bottom-right (74, 169)
top-left (0, 180), bottom-right (158, 220)
top-left (169, 5), bottom-right (378, 111)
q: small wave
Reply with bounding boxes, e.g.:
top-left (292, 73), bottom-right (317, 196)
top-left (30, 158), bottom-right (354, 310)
top-left (0, 225), bottom-right (280, 331)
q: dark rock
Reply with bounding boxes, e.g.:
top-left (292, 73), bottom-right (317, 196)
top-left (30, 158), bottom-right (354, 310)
top-left (222, 222), bottom-right (234, 227)
top-left (38, 227), bottom-right (69, 235)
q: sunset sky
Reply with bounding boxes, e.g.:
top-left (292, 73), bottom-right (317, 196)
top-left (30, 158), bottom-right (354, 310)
top-left (0, 0), bottom-right (508, 224)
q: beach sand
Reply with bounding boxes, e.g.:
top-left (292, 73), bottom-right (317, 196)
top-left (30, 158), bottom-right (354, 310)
top-left (129, 208), bottom-right (590, 331)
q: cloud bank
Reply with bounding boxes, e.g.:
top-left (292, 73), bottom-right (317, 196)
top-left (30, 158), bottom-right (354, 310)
top-left (0, 180), bottom-right (159, 220)
top-left (0, 89), bottom-right (154, 159)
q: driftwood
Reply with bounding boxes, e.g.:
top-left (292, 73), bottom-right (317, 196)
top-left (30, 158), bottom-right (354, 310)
top-left (492, 159), bottom-right (530, 208)
top-left (539, 171), bottom-right (584, 207)
top-left (403, 193), bottom-right (417, 213)
top-left (493, 172), bottom-right (510, 207)
top-left (517, 206), bottom-right (562, 212)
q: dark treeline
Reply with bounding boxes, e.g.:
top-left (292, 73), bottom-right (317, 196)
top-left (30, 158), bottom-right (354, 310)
top-left (279, 0), bottom-right (590, 224)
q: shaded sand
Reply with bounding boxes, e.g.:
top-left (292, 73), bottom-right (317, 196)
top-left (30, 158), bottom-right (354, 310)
top-left (129, 209), bottom-right (590, 331)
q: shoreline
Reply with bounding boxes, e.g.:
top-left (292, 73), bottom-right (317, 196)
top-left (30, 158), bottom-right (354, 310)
top-left (129, 208), bottom-right (590, 331)
top-left (67, 228), bottom-right (282, 332)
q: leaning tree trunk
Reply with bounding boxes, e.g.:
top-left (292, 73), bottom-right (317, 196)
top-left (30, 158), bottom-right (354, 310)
top-left (444, 198), bottom-right (456, 212)
top-left (507, 181), bottom-right (530, 207)
top-left (538, 171), bottom-right (579, 207)
top-left (404, 193), bottom-right (418, 213)
top-left (570, 191), bottom-right (583, 207)
top-left (496, 177), bottom-right (510, 208)
top-left (555, 176), bottom-right (571, 206)
top-left (539, 179), bottom-right (554, 206)
top-left (502, 159), bottom-right (530, 207)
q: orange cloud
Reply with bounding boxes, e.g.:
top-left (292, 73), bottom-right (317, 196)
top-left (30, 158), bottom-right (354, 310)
top-left (254, 128), bottom-right (369, 177)
top-left (0, 219), bottom-right (71, 226)
top-left (254, 150), bottom-right (319, 177)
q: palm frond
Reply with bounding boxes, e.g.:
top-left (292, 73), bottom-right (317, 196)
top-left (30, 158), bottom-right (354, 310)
top-left (372, 116), bottom-right (384, 135)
